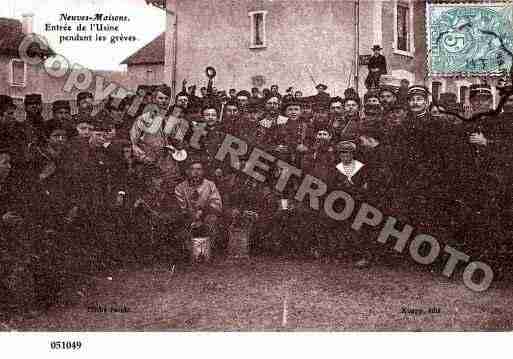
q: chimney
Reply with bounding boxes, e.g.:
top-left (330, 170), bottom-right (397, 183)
top-left (22, 13), bottom-right (34, 34)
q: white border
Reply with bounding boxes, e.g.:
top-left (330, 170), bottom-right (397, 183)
top-left (2, 333), bottom-right (513, 359)
top-left (248, 10), bottom-right (268, 49)
top-left (9, 58), bottom-right (27, 87)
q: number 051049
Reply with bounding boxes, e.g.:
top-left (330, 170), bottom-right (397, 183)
top-left (50, 341), bottom-right (82, 350)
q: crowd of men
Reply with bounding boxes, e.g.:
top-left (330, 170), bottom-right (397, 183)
top-left (1, 71), bottom-right (512, 317)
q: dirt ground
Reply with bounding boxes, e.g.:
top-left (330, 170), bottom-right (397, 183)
top-left (6, 256), bottom-right (513, 331)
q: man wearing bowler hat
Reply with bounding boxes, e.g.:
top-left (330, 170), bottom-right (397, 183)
top-left (310, 83), bottom-right (330, 112)
top-left (366, 45), bottom-right (388, 90)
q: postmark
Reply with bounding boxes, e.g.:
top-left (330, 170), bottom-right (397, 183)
top-left (427, 3), bottom-right (513, 76)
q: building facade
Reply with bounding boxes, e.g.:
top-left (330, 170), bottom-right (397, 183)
top-left (121, 32), bottom-right (166, 89)
top-left (160, 0), bottom-right (427, 97)
top-left (0, 15), bottom-right (56, 102)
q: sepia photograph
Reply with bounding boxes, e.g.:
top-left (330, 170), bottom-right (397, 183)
top-left (0, 0), bottom-right (513, 355)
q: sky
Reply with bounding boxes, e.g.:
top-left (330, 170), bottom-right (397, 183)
top-left (1, 0), bottom-right (166, 70)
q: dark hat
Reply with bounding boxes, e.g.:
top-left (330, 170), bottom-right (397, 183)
top-left (282, 98), bottom-right (302, 112)
top-left (77, 91), bottom-right (93, 103)
top-left (438, 92), bottom-right (460, 112)
top-left (364, 90), bottom-right (380, 103)
top-left (316, 84), bottom-right (328, 91)
top-left (344, 87), bottom-right (358, 98)
top-left (469, 84), bottom-right (493, 99)
top-left (24, 93), bottom-right (42, 105)
top-left (0, 95), bottom-right (15, 112)
top-left (265, 94), bottom-right (281, 103)
top-left (104, 96), bottom-right (122, 111)
top-left (344, 96), bottom-right (361, 107)
top-left (186, 154), bottom-right (206, 168)
top-left (407, 85), bottom-right (430, 99)
top-left (155, 84), bottom-right (172, 98)
top-left (329, 96), bottom-right (344, 106)
top-left (247, 101), bottom-right (264, 113)
top-left (378, 86), bottom-right (398, 96)
top-left (52, 100), bottom-right (71, 113)
top-left (136, 85), bottom-right (152, 95)
top-left (336, 140), bottom-right (357, 152)
top-left (372, 45), bottom-right (383, 51)
top-left (201, 98), bottom-right (221, 114)
top-left (236, 90), bottom-right (251, 98)
top-left (176, 90), bottom-right (189, 99)
top-left (119, 96), bottom-right (133, 111)
top-left (43, 119), bottom-right (67, 139)
top-left (224, 99), bottom-right (239, 108)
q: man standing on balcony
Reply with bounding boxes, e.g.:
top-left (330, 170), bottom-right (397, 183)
top-left (365, 45), bottom-right (388, 90)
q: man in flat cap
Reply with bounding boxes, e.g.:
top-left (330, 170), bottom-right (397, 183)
top-left (72, 91), bottom-right (95, 128)
top-left (493, 86), bottom-right (513, 226)
top-left (328, 97), bottom-right (360, 145)
top-left (466, 84), bottom-right (496, 148)
top-left (407, 85), bottom-right (431, 123)
top-left (282, 99), bottom-right (312, 168)
top-left (222, 99), bottom-right (241, 136)
top-left (365, 45), bottom-right (387, 90)
top-left (363, 91), bottom-right (383, 123)
top-left (270, 85), bottom-right (282, 101)
top-left (49, 100), bottom-right (73, 134)
top-left (469, 84), bottom-right (493, 117)
top-left (379, 85), bottom-right (408, 128)
top-left (447, 83), bottom-right (507, 252)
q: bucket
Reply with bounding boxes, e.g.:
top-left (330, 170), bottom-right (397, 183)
top-left (189, 237), bottom-right (211, 262)
top-left (279, 199), bottom-right (289, 211)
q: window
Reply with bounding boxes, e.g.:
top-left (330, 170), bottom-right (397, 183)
top-left (249, 11), bottom-right (268, 49)
top-left (397, 4), bottom-right (409, 51)
top-left (393, 0), bottom-right (415, 56)
top-left (10, 59), bottom-right (27, 87)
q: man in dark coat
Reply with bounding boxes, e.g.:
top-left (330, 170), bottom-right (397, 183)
top-left (24, 93), bottom-right (46, 145)
top-left (310, 84), bottom-right (331, 112)
top-left (0, 147), bottom-right (35, 316)
top-left (365, 45), bottom-right (387, 89)
top-left (72, 91), bottom-right (95, 127)
top-left (0, 95), bottom-right (27, 168)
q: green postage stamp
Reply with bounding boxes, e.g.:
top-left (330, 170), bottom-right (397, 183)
top-left (427, 2), bottom-right (513, 76)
